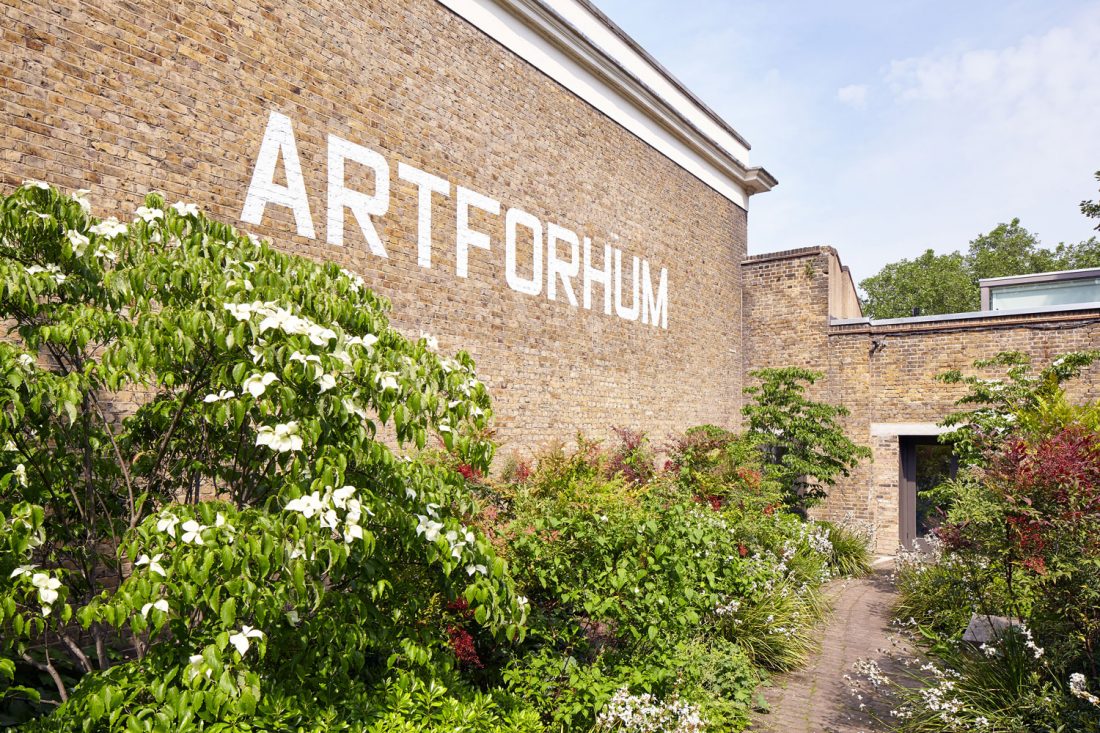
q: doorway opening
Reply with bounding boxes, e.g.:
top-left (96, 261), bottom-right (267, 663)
top-left (899, 436), bottom-right (958, 549)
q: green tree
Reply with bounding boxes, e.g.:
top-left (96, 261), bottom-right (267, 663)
top-left (1083, 170), bottom-right (1100, 231)
top-left (1051, 237), bottom-right (1100, 270)
top-left (0, 182), bottom-right (535, 730)
top-left (860, 217), bottom-right (1100, 319)
top-left (964, 218), bottom-right (1054, 281)
top-left (859, 249), bottom-right (975, 319)
top-left (742, 367), bottom-right (871, 510)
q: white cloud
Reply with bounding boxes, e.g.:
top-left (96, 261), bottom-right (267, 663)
top-left (836, 84), bottom-right (868, 108)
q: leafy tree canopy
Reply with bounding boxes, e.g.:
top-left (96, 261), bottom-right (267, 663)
top-left (742, 367), bottom-right (871, 510)
top-left (861, 198), bottom-right (1100, 319)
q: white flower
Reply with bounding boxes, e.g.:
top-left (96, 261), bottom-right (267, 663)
top-left (346, 333), bottom-right (379, 349)
top-left (89, 217), bottom-right (127, 239)
top-left (437, 422), bottom-right (452, 434)
top-left (339, 268), bottom-right (365, 293)
top-left (242, 371), bottom-right (279, 398)
top-left (93, 243), bottom-right (117, 261)
top-left (134, 206), bottom-right (163, 223)
top-left (229, 625), bottom-right (264, 655)
top-left (415, 515), bottom-right (444, 543)
top-left (170, 201), bottom-right (199, 217)
top-left (135, 553), bottom-right (167, 577)
top-left (375, 372), bottom-right (400, 392)
top-left (419, 331), bottom-right (439, 350)
top-left (290, 496), bottom-right (321, 520)
top-left (332, 486), bottom-right (356, 509)
top-left (181, 520), bottom-right (206, 545)
top-left (343, 523), bottom-right (364, 543)
top-left (10, 564), bottom-right (36, 578)
top-left (32, 572), bottom-right (61, 605)
top-left (224, 302), bottom-right (254, 322)
top-left (141, 599), bottom-right (169, 617)
top-left (203, 389), bottom-right (236, 403)
top-left (289, 351), bottom-right (321, 366)
top-left (12, 463), bottom-right (27, 487)
top-left (71, 189), bottom-right (91, 214)
top-left (67, 229), bottom-right (90, 254)
top-left (256, 421), bottom-right (304, 453)
top-left (465, 564), bottom-right (488, 576)
top-left (23, 179), bottom-right (50, 191)
top-left (156, 513), bottom-right (180, 537)
top-left (317, 374), bottom-right (337, 393)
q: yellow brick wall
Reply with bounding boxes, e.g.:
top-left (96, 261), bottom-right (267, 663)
top-left (0, 0), bottom-right (748, 454)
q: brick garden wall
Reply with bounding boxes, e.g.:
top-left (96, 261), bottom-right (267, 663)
top-left (0, 0), bottom-right (748, 454)
top-left (743, 247), bottom-right (1100, 551)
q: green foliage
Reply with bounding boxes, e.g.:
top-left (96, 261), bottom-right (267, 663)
top-left (885, 353), bottom-right (1100, 732)
top-left (859, 216), bottom-right (1100, 319)
top-left (743, 368), bottom-right (871, 510)
top-left (496, 432), bottom-right (861, 731)
top-left (0, 182), bottom-right (528, 729)
top-left (859, 249), bottom-right (977, 319)
top-left (937, 349), bottom-right (1100, 464)
top-left (1083, 170), bottom-right (1100, 232)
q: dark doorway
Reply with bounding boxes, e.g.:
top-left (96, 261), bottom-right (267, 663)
top-left (899, 437), bottom-right (958, 549)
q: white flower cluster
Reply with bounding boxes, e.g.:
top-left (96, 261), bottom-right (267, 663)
top-left (256, 421), bottom-right (304, 453)
top-left (1018, 625), bottom-right (1044, 660)
top-left (10, 566), bottom-right (62, 616)
top-left (155, 511), bottom-right (235, 546)
top-left (853, 658), bottom-right (891, 688)
top-left (284, 484), bottom-right (370, 544)
top-left (415, 510), bottom-right (483, 569)
top-left (25, 263), bottom-right (66, 285)
top-left (1070, 672), bottom-right (1100, 706)
top-left (222, 301), bottom-right (336, 346)
top-left (595, 688), bottom-right (706, 733)
top-left (713, 598), bottom-right (741, 617)
top-left (89, 217), bottom-right (127, 239)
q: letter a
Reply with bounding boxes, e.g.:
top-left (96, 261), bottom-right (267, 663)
top-left (240, 111), bottom-right (316, 239)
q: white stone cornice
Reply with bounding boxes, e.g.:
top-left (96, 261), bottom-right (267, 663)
top-left (436, 0), bottom-right (777, 208)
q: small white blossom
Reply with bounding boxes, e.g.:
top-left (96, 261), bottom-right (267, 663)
top-left (71, 189), bottom-right (91, 214)
top-left (141, 599), bottom-right (169, 617)
top-left (23, 179), bottom-right (50, 191)
top-left (203, 389), bottom-right (236, 403)
top-left (242, 371), bottom-right (279, 398)
top-left (419, 331), bottom-right (439, 350)
top-left (12, 463), bottom-right (27, 487)
top-left (317, 373), bottom-right (337, 393)
top-left (170, 201), bottom-right (199, 217)
top-left (375, 372), bottom-right (400, 392)
top-left (181, 520), bottom-right (206, 545)
top-left (157, 513), bottom-right (180, 537)
top-left (9, 564), bottom-right (36, 578)
top-left (135, 553), bottom-right (167, 577)
top-left (229, 625), bottom-right (264, 655)
top-left (134, 206), bottom-right (164, 223)
top-left (89, 217), bottom-right (128, 239)
top-left (32, 572), bottom-right (62, 606)
top-left (256, 421), bottom-right (304, 453)
top-left (67, 229), bottom-right (90, 254)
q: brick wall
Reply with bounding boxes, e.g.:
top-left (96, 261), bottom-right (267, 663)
top-left (744, 247), bottom-right (1100, 552)
top-left (0, 0), bottom-right (748, 453)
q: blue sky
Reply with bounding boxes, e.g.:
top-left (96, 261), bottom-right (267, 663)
top-left (597, 0), bottom-right (1100, 284)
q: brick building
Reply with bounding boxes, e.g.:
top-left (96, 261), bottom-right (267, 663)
top-left (2, 0), bottom-right (1097, 551)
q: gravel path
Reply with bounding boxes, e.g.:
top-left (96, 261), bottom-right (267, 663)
top-left (749, 559), bottom-right (905, 733)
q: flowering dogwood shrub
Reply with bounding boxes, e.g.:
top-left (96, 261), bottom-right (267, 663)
top-left (0, 182), bottom-right (530, 729)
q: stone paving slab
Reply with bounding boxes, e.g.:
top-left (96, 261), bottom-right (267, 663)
top-left (749, 559), bottom-right (905, 733)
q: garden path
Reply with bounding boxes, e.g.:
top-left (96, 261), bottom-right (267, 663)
top-left (749, 558), bottom-right (905, 733)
